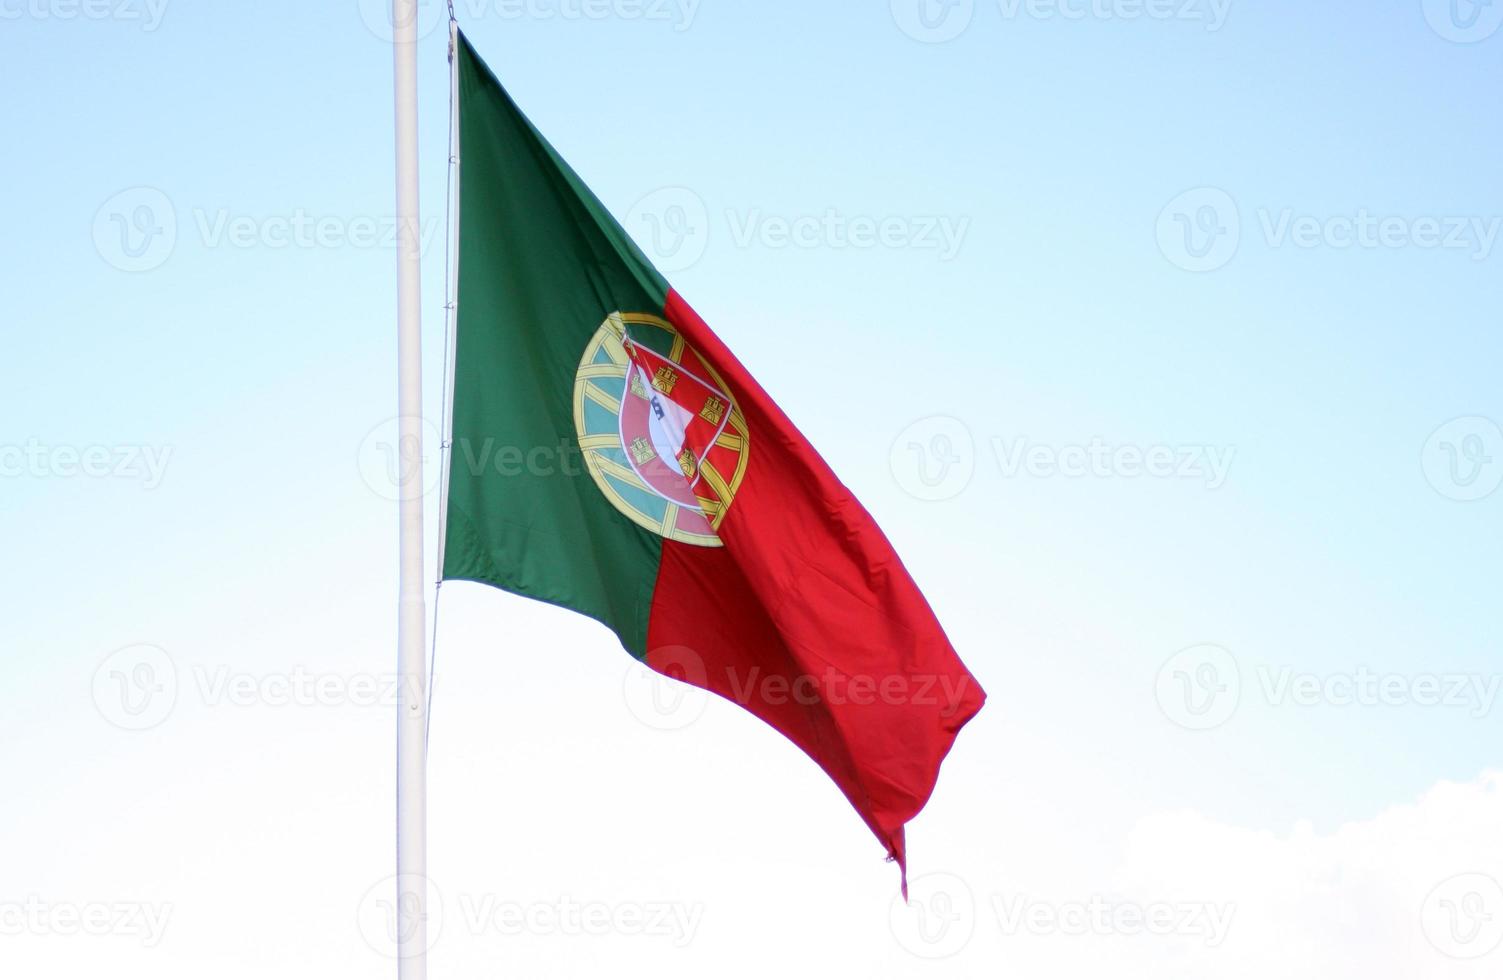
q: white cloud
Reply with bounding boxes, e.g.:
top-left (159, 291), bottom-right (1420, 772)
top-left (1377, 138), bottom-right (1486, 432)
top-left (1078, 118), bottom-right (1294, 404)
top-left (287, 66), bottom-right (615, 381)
top-left (1114, 771), bottom-right (1503, 978)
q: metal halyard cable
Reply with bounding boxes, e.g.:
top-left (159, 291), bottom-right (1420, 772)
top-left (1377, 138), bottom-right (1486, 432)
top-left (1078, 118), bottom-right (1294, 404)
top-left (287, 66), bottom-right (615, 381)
top-left (426, 11), bottom-right (461, 750)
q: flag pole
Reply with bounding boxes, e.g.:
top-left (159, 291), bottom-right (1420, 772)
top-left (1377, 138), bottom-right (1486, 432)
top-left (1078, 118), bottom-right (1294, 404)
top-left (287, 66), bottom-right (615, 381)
top-left (392, 0), bottom-right (429, 977)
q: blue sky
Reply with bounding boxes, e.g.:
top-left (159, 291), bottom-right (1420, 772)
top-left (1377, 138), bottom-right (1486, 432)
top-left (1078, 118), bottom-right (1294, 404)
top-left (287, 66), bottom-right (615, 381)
top-left (2, 2), bottom-right (1501, 977)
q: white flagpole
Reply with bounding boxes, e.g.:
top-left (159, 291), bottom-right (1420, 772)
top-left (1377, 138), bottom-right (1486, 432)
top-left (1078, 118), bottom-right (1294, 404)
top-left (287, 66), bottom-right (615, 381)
top-left (391, 0), bottom-right (429, 977)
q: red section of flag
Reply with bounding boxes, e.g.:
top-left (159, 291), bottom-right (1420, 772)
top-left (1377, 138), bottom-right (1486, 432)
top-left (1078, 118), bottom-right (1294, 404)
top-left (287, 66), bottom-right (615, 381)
top-left (645, 291), bottom-right (986, 895)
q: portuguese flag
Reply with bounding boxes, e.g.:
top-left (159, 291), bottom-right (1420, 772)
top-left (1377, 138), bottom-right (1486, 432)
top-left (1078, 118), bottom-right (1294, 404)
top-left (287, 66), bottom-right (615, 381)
top-left (442, 31), bottom-right (984, 891)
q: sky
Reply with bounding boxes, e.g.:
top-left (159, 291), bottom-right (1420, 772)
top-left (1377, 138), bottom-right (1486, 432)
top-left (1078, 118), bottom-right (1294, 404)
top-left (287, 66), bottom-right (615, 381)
top-left (2, 0), bottom-right (1502, 977)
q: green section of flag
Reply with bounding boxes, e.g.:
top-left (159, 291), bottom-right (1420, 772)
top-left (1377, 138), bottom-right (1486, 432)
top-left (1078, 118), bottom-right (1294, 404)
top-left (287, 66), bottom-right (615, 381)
top-left (441, 32), bottom-right (669, 656)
